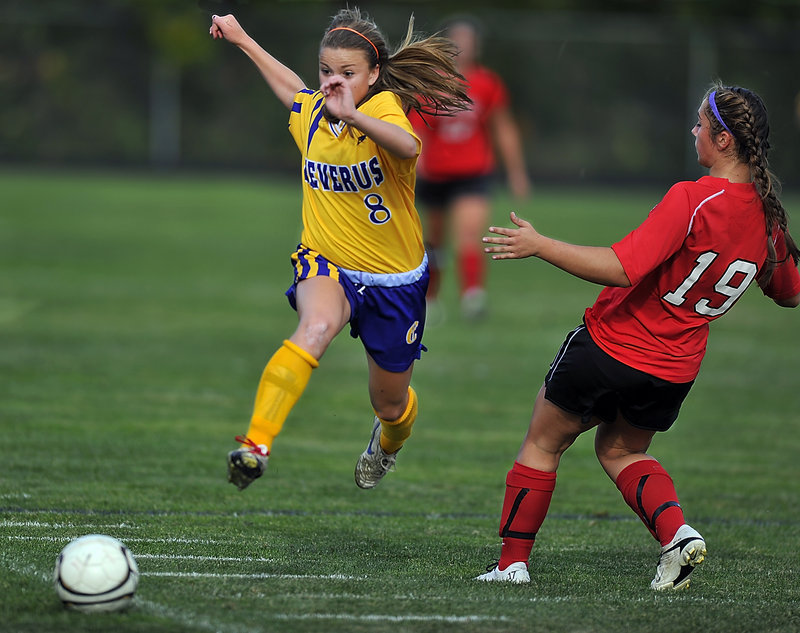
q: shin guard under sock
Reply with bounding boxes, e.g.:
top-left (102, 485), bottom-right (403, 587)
top-left (377, 387), bottom-right (418, 454)
top-left (246, 339), bottom-right (318, 449)
top-left (616, 459), bottom-right (686, 546)
top-left (498, 461), bottom-right (557, 569)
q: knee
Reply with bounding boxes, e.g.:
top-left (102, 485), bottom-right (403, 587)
top-left (371, 391), bottom-right (410, 422)
top-left (293, 317), bottom-right (339, 358)
top-left (373, 400), bottom-right (406, 422)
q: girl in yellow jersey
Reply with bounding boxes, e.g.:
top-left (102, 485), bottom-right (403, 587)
top-left (210, 9), bottom-right (469, 490)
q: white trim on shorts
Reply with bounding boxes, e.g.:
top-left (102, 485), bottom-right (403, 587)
top-left (338, 252), bottom-right (428, 288)
top-left (546, 324), bottom-right (585, 381)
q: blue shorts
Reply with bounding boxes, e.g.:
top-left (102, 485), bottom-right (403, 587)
top-left (544, 324), bottom-right (694, 432)
top-left (285, 245), bottom-right (428, 372)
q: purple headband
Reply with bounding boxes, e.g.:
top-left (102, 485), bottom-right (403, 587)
top-left (709, 90), bottom-right (733, 136)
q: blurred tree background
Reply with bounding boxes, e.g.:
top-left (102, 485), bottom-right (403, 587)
top-left (1, 0), bottom-right (799, 186)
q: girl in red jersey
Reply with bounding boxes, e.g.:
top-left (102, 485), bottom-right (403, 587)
top-left (478, 83), bottom-right (800, 590)
top-left (410, 17), bottom-right (530, 320)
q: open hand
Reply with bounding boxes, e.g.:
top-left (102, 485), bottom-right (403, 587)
top-left (483, 211), bottom-right (541, 260)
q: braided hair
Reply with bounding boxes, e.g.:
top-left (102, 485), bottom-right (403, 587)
top-left (703, 82), bottom-right (799, 284)
top-left (319, 7), bottom-right (470, 121)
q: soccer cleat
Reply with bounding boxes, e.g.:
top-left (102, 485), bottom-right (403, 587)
top-left (461, 287), bottom-right (487, 321)
top-left (475, 561), bottom-right (530, 584)
top-left (227, 435), bottom-right (269, 491)
top-left (354, 417), bottom-right (398, 489)
top-left (651, 524), bottom-right (706, 590)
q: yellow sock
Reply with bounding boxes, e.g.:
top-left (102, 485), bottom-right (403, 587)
top-left (245, 339), bottom-right (318, 449)
top-left (378, 387), bottom-right (418, 454)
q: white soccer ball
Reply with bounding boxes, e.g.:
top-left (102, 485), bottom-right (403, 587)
top-left (54, 534), bottom-right (139, 613)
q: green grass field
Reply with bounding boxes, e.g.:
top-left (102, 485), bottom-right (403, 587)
top-left (1, 169), bottom-right (799, 632)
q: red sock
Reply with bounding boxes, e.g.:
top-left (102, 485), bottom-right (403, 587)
top-left (615, 460), bottom-right (685, 546)
top-left (458, 248), bottom-right (484, 293)
top-left (497, 461), bottom-right (557, 569)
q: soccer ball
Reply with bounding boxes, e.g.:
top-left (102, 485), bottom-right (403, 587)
top-left (54, 534), bottom-right (139, 613)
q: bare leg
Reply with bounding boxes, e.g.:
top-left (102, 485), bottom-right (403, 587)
top-left (354, 355), bottom-right (417, 489)
top-left (237, 276), bottom-right (349, 453)
top-left (516, 385), bottom-right (597, 472)
top-left (366, 354), bottom-right (414, 422)
top-left (228, 276), bottom-right (351, 489)
top-left (290, 275), bottom-right (351, 359)
top-left (594, 413), bottom-right (656, 483)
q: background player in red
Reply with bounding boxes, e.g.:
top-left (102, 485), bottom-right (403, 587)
top-left (479, 83), bottom-right (800, 589)
top-left (410, 16), bottom-right (530, 321)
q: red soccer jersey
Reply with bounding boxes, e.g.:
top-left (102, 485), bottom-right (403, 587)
top-left (584, 176), bottom-right (800, 382)
top-left (410, 65), bottom-right (509, 181)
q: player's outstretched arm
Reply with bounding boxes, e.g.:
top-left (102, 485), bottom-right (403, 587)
top-left (483, 211), bottom-right (631, 287)
top-left (210, 14), bottom-right (306, 110)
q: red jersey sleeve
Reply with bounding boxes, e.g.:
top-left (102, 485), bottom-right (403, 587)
top-left (761, 230), bottom-right (800, 301)
top-left (611, 183), bottom-right (694, 286)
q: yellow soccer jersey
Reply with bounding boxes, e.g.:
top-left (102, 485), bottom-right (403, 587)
top-left (288, 89), bottom-right (424, 274)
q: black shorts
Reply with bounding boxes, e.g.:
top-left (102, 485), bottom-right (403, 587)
top-left (544, 325), bottom-right (694, 432)
top-left (416, 174), bottom-right (492, 209)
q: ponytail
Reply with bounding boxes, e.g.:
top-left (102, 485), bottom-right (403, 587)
top-left (379, 16), bottom-right (471, 116)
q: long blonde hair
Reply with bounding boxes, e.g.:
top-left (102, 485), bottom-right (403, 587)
top-left (320, 7), bottom-right (471, 117)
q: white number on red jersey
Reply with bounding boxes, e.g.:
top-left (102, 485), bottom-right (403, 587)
top-left (663, 251), bottom-right (758, 317)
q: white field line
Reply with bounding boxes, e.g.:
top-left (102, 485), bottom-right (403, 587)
top-left (135, 554), bottom-right (274, 563)
top-left (142, 571), bottom-right (365, 580)
top-left (0, 521), bottom-right (238, 547)
top-left (272, 613), bottom-right (510, 622)
top-left (2, 534), bottom-right (229, 545)
top-left (0, 519), bottom-right (142, 529)
top-left (3, 536), bottom-right (274, 563)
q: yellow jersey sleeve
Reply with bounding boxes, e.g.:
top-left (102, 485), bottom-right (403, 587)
top-left (287, 90), bottom-right (424, 274)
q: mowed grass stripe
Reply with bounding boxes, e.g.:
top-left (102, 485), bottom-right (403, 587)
top-left (136, 599), bottom-right (510, 633)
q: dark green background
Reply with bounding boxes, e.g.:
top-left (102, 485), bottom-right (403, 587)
top-left (2, 0), bottom-right (799, 185)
